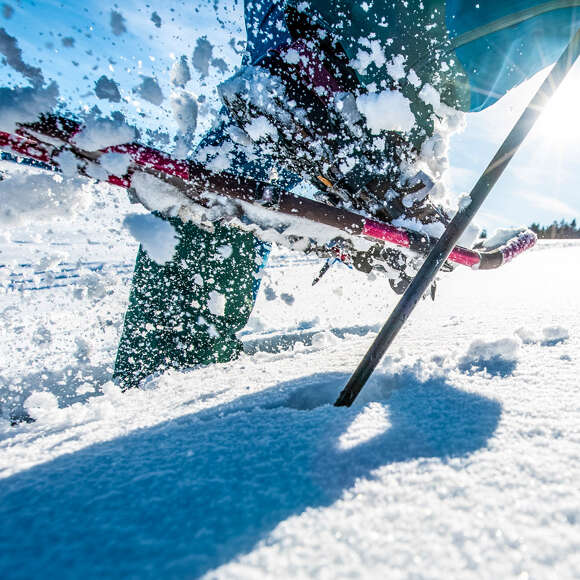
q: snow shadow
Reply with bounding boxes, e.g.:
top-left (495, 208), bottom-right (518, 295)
top-left (0, 371), bottom-right (501, 579)
top-left (242, 323), bottom-right (377, 355)
top-left (0, 363), bottom-right (112, 423)
top-left (541, 337), bottom-right (568, 347)
top-left (458, 356), bottom-right (518, 378)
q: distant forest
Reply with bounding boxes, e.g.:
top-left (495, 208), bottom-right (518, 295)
top-left (529, 219), bottom-right (580, 239)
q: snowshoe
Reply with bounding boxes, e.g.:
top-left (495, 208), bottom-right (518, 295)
top-left (218, 21), bottom-right (451, 291)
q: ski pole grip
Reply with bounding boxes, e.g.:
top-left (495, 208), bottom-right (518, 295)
top-left (500, 229), bottom-right (537, 263)
top-left (478, 229), bottom-right (537, 270)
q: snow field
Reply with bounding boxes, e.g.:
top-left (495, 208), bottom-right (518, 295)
top-left (0, 1), bottom-right (579, 577)
top-left (1, 196), bottom-right (579, 578)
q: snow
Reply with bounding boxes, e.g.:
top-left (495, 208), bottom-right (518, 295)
top-left (386, 54), bottom-right (407, 81)
top-left (0, 27), bottom-right (44, 86)
top-left (458, 337), bottom-right (521, 377)
top-left (94, 75), bottom-right (122, 103)
top-left (243, 116), bottom-right (278, 141)
top-left (170, 56), bottom-right (192, 88)
top-left (23, 391), bottom-right (59, 421)
top-left (484, 226), bottom-right (529, 250)
top-left (407, 68), bottom-right (422, 88)
top-left (352, 39), bottom-right (386, 75)
top-left (99, 152), bottom-right (132, 177)
top-left (123, 212), bottom-right (178, 264)
top-left (193, 37), bottom-right (215, 77)
top-left (170, 91), bottom-right (198, 135)
top-left (130, 171), bottom-right (187, 214)
top-left (207, 290), bottom-right (226, 317)
top-left (0, 167), bottom-right (90, 225)
top-left (72, 117), bottom-right (137, 151)
top-left (1, 4), bottom-right (580, 578)
top-left (542, 326), bottom-right (570, 346)
top-left (135, 76), bottom-right (165, 106)
top-left (0, 82), bottom-right (59, 132)
top-left (356, 89), bottom-right (416, 133)
top-left (1, 172), bottom-right (580, 578)
top-left (110, 10), bottom-right (127, 37)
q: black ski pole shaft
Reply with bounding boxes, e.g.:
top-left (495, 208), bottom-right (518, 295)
top-left (335, 28), bottom-right (580, 408)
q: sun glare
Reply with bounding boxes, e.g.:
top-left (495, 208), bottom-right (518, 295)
top-left (534, 66), bottom-right (580, 146)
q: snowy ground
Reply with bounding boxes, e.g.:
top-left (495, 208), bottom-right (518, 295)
top-left (0, 169), bottom-right (579, 578)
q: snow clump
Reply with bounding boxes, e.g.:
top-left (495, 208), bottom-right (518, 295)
top-left (208, 290), bottom-right (226, 316)
top-left (311, 331), bottom-right (339, 349)
top-left (193, 37), bottom-right (214, 77)
top-left (135, 77), bottom-right (164, 106)
top-left (72, 117), bottom-right (136, 151)
top-left (462, 337), bottom-right (520, 362)
top-left (94, 75), bottom-right (122, 103)
top-left (459, 337), bottom-right (520, 376)
top-left (110, 10), bottom-right (127, 36)
top-left (542, 326), bottom-right (569, 345)
top-left (244, 116), bottom-right (278, 141)
top-left (171, 56), bottom-right (191, 87)
top-left (99, 152), bottom-right (132, 177)
top-left (352, 39), bottom-right (386, 74)
top-left (123, 213), bottom-right (178, 264)
top-left (216, 244), bottom-right (233, 259)
top-left (170, 92), bottom-right (198, 133)
top-left (356, 89), bottom-right (415, 133)
top-left (515, 327), bottom-right (538, 345)
top-left (23, 391), bottom-right (59, 421)
top-left (386, 54), bottom-right (406, 80)
top-left (130, 172), bottom-right (187, 214)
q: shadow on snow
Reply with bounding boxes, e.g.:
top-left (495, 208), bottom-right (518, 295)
top-left (457, 355), bottom-right (518, 378)
top-left (0, 363), bottom-right (113, 424)
top-left (0, 369), bottom-right (501, 579)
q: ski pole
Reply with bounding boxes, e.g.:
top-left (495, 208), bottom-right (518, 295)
top-left (335, 27), bottom-right (580, 407)
top-left (0, 124), bottom-right (536, 269)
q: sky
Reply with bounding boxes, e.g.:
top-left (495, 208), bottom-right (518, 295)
top-left (446, 62), bottom-right (580, 231)
top-left (1, 0), bottom-right (579, 231)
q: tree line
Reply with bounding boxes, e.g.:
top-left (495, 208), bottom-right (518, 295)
top-left (529, 219), bottom-right (580, 239)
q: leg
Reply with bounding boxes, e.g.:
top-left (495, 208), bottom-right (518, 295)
top-left (113, 219), bottom-right (266, 390)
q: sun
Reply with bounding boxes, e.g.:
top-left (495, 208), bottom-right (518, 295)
top-left (533, 63), bottom-right (580, 146)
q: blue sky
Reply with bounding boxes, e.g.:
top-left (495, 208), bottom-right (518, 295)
top-left (1, 0), bottom-right (579, 231)
top-left (447, 62), bottom-right (580, 231)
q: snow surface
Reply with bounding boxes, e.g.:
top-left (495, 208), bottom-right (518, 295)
top-left (1, 168), bottom-right (579, 578)
top-left (0, 3), bottom-right (579, 578)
